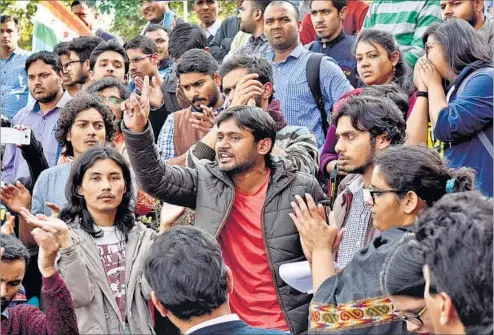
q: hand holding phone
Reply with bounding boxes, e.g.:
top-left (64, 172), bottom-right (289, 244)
top-left (1, 127), bottom-right (31, 146)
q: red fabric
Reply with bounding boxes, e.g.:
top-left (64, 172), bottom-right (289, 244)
top-left (299, 0), bottom-right (370, 45)
top-left (218, 170), bottom-right (289, 331)
top-left (1, 272), bottom-right (79, 335)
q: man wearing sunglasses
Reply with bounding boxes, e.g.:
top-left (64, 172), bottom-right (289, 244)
top-left (331, 91), bottom-right (406, 268)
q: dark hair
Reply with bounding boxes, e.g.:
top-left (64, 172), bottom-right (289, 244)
top-left (0, 234), bottom-right (29, 267)
top-left (55, 93), bottom-right (115, 157)
top-left (53, 41), bottom-right (71, 57)
top-left (25, 51), bottom-right (62, 74)
top-left (89, 40), bottom-right (130, 74)
top-left (219, 55), bottom-right (273, 86)
top-left (423, 19), bottom-right (493, 77)
top-left (374, 145), bottom-right (475, 207)
top-left (310, 0), bottom-right (347, 12)
top-left (0, 15), bottom-right (19, 30)
top-left (267, 0), bottom-right (300, 20)
top-left (123, 35), bottom-right (158, 55)
top-left (216, 106), bottom-right (277, 165)
top-left (354, 29), bottom-right (413, 94)
top-left (68, 36), bottom-right (104, 62)
top-left (362, 84), bottom-right (409, 120)
top-left (168, 23), bottom-right (207, 60)
top-left (250, 0), bottom-right (274, 13)
top-left (59, 146), bottom-right (135, 240)
top-left (177, 49), bottom-right (218, 76)
top-left (71, 0), bottom-right (95, 9)
top-left (145, 226), bottom-right (228, 320)
top-left (143, 23), bottom-right (170, 36)
top-left (380, 234), bottom-right (425, 298)
top-left (86, 77), bottom-right (131, 100)
top-left (415, 191), bottom-right (493, 332)
top-left (332, 95), bottom-right (406, 145)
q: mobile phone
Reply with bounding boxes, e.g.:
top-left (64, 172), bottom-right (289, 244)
top-left (1, 128), bottom-right (31, 145)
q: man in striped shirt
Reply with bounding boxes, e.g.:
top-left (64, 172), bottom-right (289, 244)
top-left (264, 0), bottom-right (353, 149)
top-left (363, 0), bottom-right (442, 68)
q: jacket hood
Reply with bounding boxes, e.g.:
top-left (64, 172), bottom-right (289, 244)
top-left (266, 99), bottom-right (287, 131)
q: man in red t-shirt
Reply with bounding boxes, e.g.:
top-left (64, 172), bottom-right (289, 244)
top-left (123, 80), bottom-right (327, 334)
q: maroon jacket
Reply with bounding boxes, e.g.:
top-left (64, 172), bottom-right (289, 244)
top-left (1, 272), bottom-right (79, 335)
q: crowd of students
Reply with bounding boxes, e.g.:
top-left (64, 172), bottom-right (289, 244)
top-left (0, 0), bottom-right (493, 334)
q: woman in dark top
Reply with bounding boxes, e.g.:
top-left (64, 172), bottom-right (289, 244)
top-left (290, 145), bottom-right (474, 334)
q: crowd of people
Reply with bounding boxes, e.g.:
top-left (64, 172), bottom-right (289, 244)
top-left (0, 0), bottom-right (492, 334)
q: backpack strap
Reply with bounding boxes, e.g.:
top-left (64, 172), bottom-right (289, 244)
top-left (306, 53), bottom-right (329, 136)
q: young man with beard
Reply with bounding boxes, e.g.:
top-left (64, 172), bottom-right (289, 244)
top-left (122, 79), bottom-right (326, 334)
top-left (232, 0), bottom-right (272, 58)
top-left (157, 49), bottom-right (226, 166)
top-left (331, 95), bottom-right (406, 268)
top-left (88, 40), bottom-right (129, 84)
top-left (264, 1), bottom-right (353, 149)
top-left (2, 51), bottom-right (72, 184)
top-left (187, 54), bottom-right (319, 176)
top-left (0, 233), bottom-right (79, 335)
top-left (307, 0), bottom-right (358, 87)
top-left (53, 42), bottom-right (82, 97)
top-left (0, 94), bottom-right (115, 249)
top-left (440, 0), bottom-right (493, 44)
top-left (143, 24), bottom-right (172, 80)
top-left (66, 36), bottom-right (103, 88)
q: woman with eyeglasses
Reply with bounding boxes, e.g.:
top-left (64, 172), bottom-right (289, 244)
top-left (290, 145), bottom-right (474, 334)
top-left (380, 234), bottom-right (433, 333)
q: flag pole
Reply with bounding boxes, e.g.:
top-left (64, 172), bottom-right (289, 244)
top-left (183, 0), bottom-right (188, 23)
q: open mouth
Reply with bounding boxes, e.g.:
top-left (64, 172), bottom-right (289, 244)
top-left (218, 152), bottom-right (234, 163)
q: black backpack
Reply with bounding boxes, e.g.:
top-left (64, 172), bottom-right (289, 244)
top-left (306, 52), bottom-right (329, 137)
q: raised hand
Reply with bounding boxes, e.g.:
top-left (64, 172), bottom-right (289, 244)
top-left (45, 202), bottom-right (61, 218)
top-left (189, 105), bottom-right (215, 138)
top-left (123, 75), bottom-right (151, 133)
top-left (0, 212), bottom-right (15, 235)
top-left (159, 202), bottom-right (186, 234)
top-left (32, 227), bottom-right (60, 278)
top-left (135, 75), bottom-right (164, 109)
top-left (414, 57), bottom-right (428, 92)
top-left (417, 57), bottom-right (442, 88)
top-left (229, 73), bottom-right (264, 108)
top-left (0, 180), bottom-right (31, 213)
top-left (289, 194), bottom-right (344, 259)
top-left (19, 208), bottom-right (72, 249)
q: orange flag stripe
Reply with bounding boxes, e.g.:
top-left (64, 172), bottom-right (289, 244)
top-left (39, 0), bottom-right (93, 37)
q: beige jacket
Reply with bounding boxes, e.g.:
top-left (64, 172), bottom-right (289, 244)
top-left (57, 221), bottom-right (156, 334)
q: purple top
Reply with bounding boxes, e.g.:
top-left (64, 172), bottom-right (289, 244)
top-left (1, 91), bottom-right (72, 183)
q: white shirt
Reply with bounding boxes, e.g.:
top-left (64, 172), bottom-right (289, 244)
top-left (184, 314), bottom-right (240, 334)
top-left (204, 19), bottom-right (222, 39)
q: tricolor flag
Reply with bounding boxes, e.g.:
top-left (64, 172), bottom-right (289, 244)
top-left (32, 1), bottom-right (93, 52)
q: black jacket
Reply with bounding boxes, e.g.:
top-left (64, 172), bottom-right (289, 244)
top-left (209, 16), bottom-right (240, 62)
top-left (123, 122), bottom-right (327, 335)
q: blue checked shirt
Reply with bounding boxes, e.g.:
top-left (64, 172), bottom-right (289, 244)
top-left (267, 45), bottom-right (354, 148)
top-left (0, 48), bottom-right (30, 120)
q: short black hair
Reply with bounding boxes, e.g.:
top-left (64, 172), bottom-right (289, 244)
top-left (25, 51), bottom-right (62, 74)
top-left (55, 93), bottom-right (115, 157)
top-left (250, 0), bottom-right (274, 13)
top-left (168, 23), bottom-right (207, 60)
top-left (332, 95), bottom-right (406, 145)
top-left (145, 226), bottom-right (228, 320)
top-left (123, 35), bottom-right (158, 55)
top-left (267, 0), bottom-right (300, 20)
top-left (68, 36), bottom-right (104, 62)
top-left (53, 41), bottom-right (71, 57)
top-left (177, 49), bottom-right (218, 76)
top-left (0, 234), bottom-right (29, 268)
top-left (86, 77), bottom-right (131, 100)
top-left (375, 145), bottom-right (475, 207)
top-left (219, 55), bottom-right (273, 86)
top-left (310, 0), bottom-right (347, 12)
top-left (415, 191), bottom-right (493, 332)
top-left (143, 23), bottom-right (170, 36)
top-left (89, 40), bottom-right (130, 74)
top-left (0, 15), bottom-right (19, 30)
top-left (362, 84), bottom-right (409, 120)
top-left (71, 0), bottom-right (92, 8)
top-left (216, 106), bottom-right (277, 164)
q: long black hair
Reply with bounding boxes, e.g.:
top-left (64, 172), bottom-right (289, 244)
top-left (59, 146), bottom-right (135, 240)
top-left (354, 29), bottom-right (414, 95)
